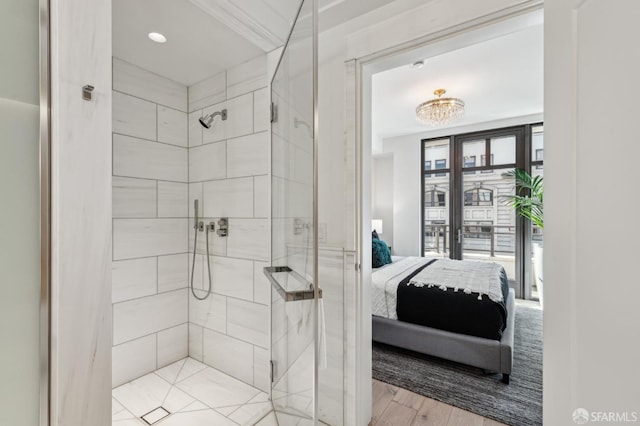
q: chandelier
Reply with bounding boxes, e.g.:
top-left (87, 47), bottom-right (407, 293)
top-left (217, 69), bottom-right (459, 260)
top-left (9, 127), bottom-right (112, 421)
top-left (416, 88), bottom-right (465, 126)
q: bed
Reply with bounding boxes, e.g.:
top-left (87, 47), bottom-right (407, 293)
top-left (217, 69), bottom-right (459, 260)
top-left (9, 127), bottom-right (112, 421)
top-left (371, 256), bottom-right (516, 384)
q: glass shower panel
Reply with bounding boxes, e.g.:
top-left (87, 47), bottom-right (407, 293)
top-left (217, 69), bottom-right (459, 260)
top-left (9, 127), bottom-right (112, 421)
top-left (0, 0), bottom-right (44, 424)
top-left (267, 0), bottom-right (317, 424)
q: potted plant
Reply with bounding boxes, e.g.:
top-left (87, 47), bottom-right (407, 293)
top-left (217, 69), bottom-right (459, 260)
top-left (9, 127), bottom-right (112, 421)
top-left (502, 169), bottom-right (544, 306)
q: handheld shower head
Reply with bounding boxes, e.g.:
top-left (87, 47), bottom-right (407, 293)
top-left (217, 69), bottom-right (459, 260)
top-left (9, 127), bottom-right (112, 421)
top-left (199, 109), bottom-right (228, 129)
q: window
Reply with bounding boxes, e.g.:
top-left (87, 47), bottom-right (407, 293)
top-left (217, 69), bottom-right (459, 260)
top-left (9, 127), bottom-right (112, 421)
top-left (481, 154), bottom-right (494, 173)
top-left (535, 149), bottom-right (544, 169)
top-left (424, 160), bottom-right (431, 178)
top-left (463, 155), bottom-right (476, 175)
top-left (425, 189), bottom-right (446, 207)
top-left (421, 123), bottom-right (543, 300)
top-left (425, 220), bottom-right (446, 237)
top-left (464, 188), bottom-right (493, 206)
top-left (464, 221), bottom-right (493, 239)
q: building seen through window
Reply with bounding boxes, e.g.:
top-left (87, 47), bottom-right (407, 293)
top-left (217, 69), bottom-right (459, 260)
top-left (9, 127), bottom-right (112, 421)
top-left (464, 187), bottom-right (493, 206)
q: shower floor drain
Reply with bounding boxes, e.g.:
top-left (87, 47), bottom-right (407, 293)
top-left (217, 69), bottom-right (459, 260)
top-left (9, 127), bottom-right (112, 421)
top-left (141, 407), bottom-right (170, 424)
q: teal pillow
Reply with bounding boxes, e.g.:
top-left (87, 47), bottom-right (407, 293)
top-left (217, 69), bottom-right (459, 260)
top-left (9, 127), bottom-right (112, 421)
top-left (372, 238), bottom-right (392, 268)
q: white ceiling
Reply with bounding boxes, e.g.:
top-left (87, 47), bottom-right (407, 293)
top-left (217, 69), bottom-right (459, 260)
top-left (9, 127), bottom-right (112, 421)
top-left (113, 0), bottom-right (395, 86)
top-left (372, 24), bottom-right (544, 140)
top-left (113, 0), bottom-right (264, 86)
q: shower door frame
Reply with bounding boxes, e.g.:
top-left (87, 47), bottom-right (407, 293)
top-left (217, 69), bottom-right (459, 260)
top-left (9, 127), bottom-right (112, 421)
top-left (39, 0), bottom-right (52, 424)
top-left (268, 0), bottom-right (321, 422)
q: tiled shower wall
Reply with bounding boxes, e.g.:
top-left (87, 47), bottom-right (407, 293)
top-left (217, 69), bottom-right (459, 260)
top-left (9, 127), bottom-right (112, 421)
top-left (111, 58), bottom-right (190, 387)
top-left (186, 55), bottom-right (271, 392)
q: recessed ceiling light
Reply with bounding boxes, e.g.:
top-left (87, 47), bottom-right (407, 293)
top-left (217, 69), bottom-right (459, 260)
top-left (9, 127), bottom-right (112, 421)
top-left (411, 60), bottom-right (425, 69)
top-left (148, 32), bottom-right (167, 43)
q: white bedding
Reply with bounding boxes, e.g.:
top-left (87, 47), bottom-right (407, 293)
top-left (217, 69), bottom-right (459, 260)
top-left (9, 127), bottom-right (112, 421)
top-left (371, 257), bottom-right (431, 319)
top-left (408, 258), bottom-right (504, 303)
top-left (372, 256), bottom-right (504, 319)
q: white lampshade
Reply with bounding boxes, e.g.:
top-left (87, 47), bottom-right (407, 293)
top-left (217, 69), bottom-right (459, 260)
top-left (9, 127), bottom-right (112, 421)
top-left (372, 219), bottom-right (383, 234)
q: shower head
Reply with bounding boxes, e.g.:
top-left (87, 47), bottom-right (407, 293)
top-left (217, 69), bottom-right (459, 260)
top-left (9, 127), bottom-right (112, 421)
top-left (199, 109), bottom-right (228, 129)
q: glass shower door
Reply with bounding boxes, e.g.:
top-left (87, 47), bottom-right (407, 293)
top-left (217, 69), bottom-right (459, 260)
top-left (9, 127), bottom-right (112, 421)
top-left (265, 0), bottom-right (318, 424)
top-left (0, 0), bottom-right (47, 424)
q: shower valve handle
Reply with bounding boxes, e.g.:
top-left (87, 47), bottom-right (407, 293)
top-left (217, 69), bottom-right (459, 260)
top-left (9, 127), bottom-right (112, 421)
top-left (217, 218), bottom-right (228, 237)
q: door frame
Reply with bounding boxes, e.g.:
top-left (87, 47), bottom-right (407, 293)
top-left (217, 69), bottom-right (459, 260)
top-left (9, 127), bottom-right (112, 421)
top-left (348, 4), bottom-right (543, 424)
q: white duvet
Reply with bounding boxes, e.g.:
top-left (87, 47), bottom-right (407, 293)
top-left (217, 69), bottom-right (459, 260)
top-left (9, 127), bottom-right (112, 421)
top-left (408, 258), bottom-right (504, 303)
top-left (371, 257), bottom-right (432, 319)
top-left (371, 256), bottom-right (504, 319)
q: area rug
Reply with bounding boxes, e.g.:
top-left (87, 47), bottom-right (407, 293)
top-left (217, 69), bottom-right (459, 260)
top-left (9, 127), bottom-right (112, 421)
top-left (372, 303), bottom-right (542, 426)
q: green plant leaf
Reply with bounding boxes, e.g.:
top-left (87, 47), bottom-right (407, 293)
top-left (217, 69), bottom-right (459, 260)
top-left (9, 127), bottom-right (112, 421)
top-left (500, 168), bottom-right (544, 229)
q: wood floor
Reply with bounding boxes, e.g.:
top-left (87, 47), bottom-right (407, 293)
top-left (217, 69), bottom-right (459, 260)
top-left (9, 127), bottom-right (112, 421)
top-left (370, 379), bottom-right (507, 426)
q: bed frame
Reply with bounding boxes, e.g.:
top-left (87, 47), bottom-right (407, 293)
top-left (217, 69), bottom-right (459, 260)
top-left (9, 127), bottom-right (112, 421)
top-left (372, 288), bottom-right (515, 384)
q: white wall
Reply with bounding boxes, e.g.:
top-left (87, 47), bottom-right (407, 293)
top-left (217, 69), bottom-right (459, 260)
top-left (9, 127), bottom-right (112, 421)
top-left (372, 154), bottom-right (394, 249)
top-left (187, 54), bottom-right (272, 392)
top-left (545, 0), bottom-right (640, 424)
top-left (111, 58), bottom-right (190, 387)
top-left (50, 0), bottom-right (112, 423)
top-left (381, 137), bottom-right (421, 256)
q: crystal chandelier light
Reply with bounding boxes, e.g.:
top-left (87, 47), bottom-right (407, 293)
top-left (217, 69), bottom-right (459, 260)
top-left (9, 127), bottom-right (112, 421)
top-left (416, 88), bottom-right (465, 126)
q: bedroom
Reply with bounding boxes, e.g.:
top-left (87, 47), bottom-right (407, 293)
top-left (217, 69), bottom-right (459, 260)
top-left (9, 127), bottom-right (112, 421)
top-left (368, 11), bottom-right (543, 425)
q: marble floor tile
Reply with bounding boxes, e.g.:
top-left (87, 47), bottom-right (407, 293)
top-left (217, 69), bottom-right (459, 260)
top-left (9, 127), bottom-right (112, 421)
top-left (112, 419), bottom-right (146, 426)
top-left (112, 408), bottom-right (137, 422)
top-left (113, 374), bottom-right (171, 417)
top-left (113, 357), bottom-right (274, 426)
top-left (112, 398), bottom-right (125, 416)
top-left (275, 411), bottom-right (309, 426)
top-left (216, 405), bottom-right (240, 416)
top-left (153, 359), bottom-right (185, 384)
top-left (175, 365), bottom-right (260, 408)
top-left (161, 386), bottom-right (195, 414)
top-left (154, 357), bottom-right (208, 386)
top-left (229, 395), bottom-right (272, 425)
top-left (254, 411), bottom-right (279, 426)
top-left (175, 356), bottom-right (208, 382)
top-left (178, 401), bottom-right (209, 413)
top-left (157, 409), bottom-right (238, 426)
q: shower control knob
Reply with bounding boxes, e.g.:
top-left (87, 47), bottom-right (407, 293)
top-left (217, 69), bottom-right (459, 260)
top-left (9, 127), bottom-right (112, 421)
top-left (217, 218), bottom-right (228, 237)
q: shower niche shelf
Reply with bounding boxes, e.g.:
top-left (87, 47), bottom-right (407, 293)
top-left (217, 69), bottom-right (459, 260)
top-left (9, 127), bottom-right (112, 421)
top-left (263, 266), bottom-right (322, 302)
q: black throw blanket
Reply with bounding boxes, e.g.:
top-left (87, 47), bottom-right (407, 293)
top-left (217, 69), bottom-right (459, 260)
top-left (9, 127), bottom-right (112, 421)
top-left (396, 260), bottom-right (509, 340)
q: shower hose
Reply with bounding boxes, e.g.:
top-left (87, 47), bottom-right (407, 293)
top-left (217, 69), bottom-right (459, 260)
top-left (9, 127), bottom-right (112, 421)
top-left (190, 223), bottom-right (212, 301)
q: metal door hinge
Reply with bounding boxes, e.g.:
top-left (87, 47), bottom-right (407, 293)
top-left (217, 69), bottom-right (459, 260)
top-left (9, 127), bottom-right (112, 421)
top-left (355, 263), bottom-right (361, 271)
top-left (271, 102), bottom-right (278, 123)
top-left (270, 360), bottom-right (275, 383)
top-left (82, 85), bottom-right (94, 101)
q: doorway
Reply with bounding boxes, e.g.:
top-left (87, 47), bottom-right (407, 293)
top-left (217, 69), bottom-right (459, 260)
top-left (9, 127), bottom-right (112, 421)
top-left (356, 7), bottom-right (544, 425)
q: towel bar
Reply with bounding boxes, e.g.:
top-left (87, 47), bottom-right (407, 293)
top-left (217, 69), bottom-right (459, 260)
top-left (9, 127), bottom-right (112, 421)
top-left (263, 266), bottom-right (322, 301)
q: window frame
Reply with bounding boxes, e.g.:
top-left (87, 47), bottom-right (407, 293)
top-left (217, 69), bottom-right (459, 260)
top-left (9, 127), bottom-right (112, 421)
top-left (425, 188), bottom-right (446, 207)
top-left (463, 187), bottom-right (494, 206)
top-left (434, 159), bottom-right (446, 177)
top-left (421, 123), bottom-right (544, 300)
top-left (463, 155), bottom-right (476, 175)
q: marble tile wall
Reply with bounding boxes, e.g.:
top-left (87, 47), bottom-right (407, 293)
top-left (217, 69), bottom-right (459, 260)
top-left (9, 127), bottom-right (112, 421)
top-left (112, 57), bottom-right (189, 387)
top-left (50, 0), bottom-right (112, 422)
top-left (187, 54), bottom-right (271, 393)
